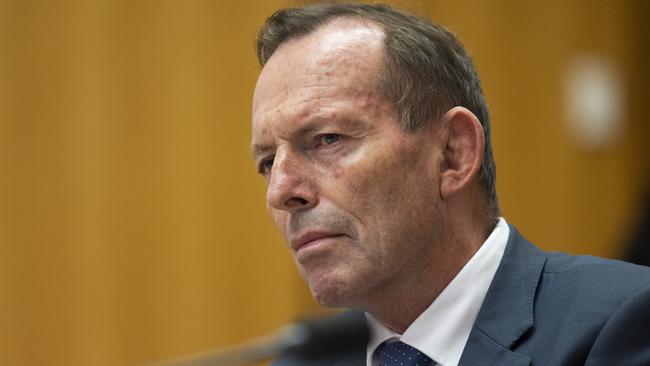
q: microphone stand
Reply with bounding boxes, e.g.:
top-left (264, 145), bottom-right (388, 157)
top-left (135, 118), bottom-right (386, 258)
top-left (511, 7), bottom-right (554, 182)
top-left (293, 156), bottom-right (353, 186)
top-left (145, 314), bottom-right (369, 366)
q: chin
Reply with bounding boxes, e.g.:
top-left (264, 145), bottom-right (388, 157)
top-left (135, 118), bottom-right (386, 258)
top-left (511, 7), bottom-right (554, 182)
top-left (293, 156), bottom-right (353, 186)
top-left (306, 271), bottom-right (360, 308)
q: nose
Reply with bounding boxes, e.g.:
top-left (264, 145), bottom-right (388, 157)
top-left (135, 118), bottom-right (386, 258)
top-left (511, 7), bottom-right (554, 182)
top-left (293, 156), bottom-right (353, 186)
top-left (266, 150), bottom-right (317, 214)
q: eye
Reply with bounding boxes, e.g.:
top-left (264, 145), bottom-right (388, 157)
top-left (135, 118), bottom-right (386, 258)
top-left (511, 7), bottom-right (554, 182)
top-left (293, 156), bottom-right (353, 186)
top-left (318, 133), bottom-right (341, 145)
top-left (258, 156), bottom-right (274, 175)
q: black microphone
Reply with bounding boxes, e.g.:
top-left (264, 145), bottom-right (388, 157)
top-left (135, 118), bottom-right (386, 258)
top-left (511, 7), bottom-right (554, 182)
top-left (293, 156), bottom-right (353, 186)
top-left (281, 312), bottom-right (369, 359)
top-left (146, 312), bottom-right (370, 366)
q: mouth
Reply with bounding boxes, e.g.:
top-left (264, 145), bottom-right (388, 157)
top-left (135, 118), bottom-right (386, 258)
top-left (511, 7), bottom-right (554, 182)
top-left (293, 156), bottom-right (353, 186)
top-left (290, 231), bottom-right (346, 253)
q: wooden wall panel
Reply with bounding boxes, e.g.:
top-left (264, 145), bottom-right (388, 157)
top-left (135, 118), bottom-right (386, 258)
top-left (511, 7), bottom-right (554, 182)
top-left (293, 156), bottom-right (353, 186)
top-left (0, 1), bottom-right (299, 365)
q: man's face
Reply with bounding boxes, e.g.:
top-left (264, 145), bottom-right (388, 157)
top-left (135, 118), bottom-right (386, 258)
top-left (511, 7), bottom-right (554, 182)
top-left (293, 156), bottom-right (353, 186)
top-left (252, 20), bottom-right (445, 309)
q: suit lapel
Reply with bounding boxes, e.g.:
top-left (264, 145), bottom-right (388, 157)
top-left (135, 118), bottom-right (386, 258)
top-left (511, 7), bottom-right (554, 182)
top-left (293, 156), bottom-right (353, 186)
top-left (459, 226), bottom-right (546, 366)
top-left (459, 327), bottom-right (530, 365)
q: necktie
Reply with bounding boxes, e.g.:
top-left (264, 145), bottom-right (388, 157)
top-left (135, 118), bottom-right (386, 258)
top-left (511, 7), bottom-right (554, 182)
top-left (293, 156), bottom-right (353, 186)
top-left (375, 341), bottom-right (434, 366)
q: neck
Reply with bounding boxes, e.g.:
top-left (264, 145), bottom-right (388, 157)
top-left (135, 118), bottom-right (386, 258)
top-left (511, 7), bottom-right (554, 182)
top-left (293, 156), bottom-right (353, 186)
top-left (364, 214), bottom-right (492, 333)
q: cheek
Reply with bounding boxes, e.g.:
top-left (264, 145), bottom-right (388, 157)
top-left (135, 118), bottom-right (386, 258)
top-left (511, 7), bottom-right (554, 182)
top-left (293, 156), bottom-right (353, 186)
top-left (344, 143), bottom-right (437, 225)
top-left (269, 209), bottom-right (290, 237)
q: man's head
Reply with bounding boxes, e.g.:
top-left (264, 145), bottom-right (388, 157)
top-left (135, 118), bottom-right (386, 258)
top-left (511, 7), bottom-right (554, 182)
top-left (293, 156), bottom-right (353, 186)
top-left (251, 3), bottom-right (498, 316)
top-left (256, 3), bottom-right (498, 215)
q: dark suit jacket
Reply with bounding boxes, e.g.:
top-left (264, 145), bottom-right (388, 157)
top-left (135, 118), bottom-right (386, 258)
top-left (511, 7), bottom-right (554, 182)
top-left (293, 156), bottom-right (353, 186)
top-left (273, 226), bottom-right (650, 365)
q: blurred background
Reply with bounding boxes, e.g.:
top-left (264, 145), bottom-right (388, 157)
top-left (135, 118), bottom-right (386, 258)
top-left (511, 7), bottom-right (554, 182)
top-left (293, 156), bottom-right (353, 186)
top-left (0, 0), bottom-right (648, 365)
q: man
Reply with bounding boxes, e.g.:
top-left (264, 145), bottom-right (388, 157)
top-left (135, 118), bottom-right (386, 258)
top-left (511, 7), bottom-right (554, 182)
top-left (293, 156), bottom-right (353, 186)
top-left (251, 3), bottom-right (650, 365)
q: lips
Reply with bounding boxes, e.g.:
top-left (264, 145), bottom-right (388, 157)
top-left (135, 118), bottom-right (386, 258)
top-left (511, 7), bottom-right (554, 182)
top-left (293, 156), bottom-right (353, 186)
top-left (290, 231), bottom-right (345, 252)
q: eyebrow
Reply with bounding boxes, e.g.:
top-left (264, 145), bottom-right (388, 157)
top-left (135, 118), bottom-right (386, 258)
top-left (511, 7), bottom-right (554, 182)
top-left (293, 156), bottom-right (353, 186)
top-left (251, 143), bottom-right (274, 161)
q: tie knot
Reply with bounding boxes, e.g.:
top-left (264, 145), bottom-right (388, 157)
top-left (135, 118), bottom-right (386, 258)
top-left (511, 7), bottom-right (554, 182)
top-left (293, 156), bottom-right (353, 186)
top-left (375, 341), bottom-right (433, 366)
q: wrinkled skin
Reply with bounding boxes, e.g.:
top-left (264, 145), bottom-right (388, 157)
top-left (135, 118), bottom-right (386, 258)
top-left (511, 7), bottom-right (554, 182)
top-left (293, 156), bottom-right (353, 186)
top-left (251, 19), bottom-right (450, 316)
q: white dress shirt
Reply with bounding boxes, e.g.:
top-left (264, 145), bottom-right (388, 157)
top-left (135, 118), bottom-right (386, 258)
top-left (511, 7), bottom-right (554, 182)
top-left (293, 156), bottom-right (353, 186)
top-left (366, 218), bottom-right (510, 366)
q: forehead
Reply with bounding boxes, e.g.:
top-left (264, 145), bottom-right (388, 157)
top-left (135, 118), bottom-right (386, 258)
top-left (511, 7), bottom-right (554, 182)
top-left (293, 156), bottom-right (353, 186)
top-left (260, 20), bottom-right (383, 82)
top-left (251, 19), bottom-right (386, 130)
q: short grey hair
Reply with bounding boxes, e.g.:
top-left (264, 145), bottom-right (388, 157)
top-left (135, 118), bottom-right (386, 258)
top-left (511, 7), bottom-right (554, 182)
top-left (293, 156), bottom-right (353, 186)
top-left (256, 2), bottom-right (499, 217)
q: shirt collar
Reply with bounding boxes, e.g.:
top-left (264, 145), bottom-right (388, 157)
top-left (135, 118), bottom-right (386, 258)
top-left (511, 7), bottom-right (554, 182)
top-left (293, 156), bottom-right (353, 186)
top-left (366, 218), bottom-right (510, 366)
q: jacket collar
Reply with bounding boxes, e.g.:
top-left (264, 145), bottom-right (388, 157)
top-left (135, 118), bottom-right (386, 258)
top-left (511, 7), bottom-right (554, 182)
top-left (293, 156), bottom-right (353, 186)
top-left (458, 225), bottom-right (546, 366)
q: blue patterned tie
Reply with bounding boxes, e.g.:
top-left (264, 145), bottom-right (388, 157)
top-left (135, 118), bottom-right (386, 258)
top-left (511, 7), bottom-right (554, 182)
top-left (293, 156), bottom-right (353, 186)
top-left (375, 341), bottom-right (434, 366)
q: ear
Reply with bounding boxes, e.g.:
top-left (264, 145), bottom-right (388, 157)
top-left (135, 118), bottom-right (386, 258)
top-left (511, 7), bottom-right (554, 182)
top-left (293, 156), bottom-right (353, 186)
top-left (439, 107), bottom-right (485, 198)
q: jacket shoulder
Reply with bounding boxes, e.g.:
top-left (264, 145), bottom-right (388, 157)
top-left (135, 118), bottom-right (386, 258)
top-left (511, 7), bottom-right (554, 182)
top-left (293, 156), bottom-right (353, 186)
top-left (514, 244), bottom-right (650, 364)
top-left (542, 251), bottom-right (650, 299)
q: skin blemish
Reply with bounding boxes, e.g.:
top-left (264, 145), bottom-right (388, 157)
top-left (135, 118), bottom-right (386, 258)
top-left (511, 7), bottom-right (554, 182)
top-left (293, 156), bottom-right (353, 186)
top-left (296, 108), bottom-right (310, 122)
top-left (333, 166), bottom-right (344, 179)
